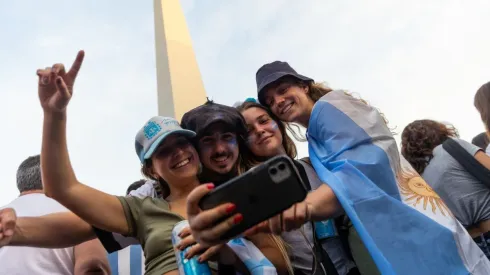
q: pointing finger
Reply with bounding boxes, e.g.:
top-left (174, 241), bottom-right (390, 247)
top-left (67, 50), bottom-right (85, 79)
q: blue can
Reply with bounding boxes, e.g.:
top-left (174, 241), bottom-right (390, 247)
top-left (172, 220), bottom-right (212, 275)
top-left (314, 219), bottom-right (338, 240)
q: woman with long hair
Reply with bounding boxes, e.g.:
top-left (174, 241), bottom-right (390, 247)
top-left (187, 61), bottom-right (490, 274)
top-left (32, 51), bottom-right (292, 275)
top-left (236, 100), bottom-right (359, 275)
top-left (401, 120), bottom-right (490, 247)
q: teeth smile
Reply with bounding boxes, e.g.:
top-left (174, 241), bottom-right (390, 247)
top-left (282, 103), bottom-right (292, 114)
top-left (214, 156), bottom-right (228, 162)
top-left (174, 158), bottom-right (190, 168)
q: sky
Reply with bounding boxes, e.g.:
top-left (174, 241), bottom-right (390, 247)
top-left (1, 0), bottom-right (490, 206)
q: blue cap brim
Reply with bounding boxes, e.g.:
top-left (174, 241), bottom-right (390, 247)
top-left (142, 129), bottom-right (196, 162)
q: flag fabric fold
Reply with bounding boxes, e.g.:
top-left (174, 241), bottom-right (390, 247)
top-left (307, 90), bottom-right (490, 275)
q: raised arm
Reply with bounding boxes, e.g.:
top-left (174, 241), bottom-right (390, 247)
top-left (37, 51), bottom-right (128, 235)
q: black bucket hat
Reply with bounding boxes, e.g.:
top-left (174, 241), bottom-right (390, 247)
top-left (181, 100), bottom-right (247, 139)
top-left (256, 61), bottom-right (314, 105)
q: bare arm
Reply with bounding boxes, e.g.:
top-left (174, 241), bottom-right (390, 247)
top-left (12, 212), bottom-right (95, 248)
top-left (74, 239), bottom-right (110, 275)
top-left (42, 111), bottom-right (129, 235)
top-left (306, 184), bottom-right (342, 221)
top-left (37, 54), bottom-right (129, 235)
top-left (475, 151), bottom-right (490, 170)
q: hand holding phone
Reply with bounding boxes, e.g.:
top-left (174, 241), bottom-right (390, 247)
top-left (187, 156), bottom-right (308, 244)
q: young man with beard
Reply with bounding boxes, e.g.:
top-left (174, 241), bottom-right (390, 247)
top-left (0, 100), bottom-right (288, 273)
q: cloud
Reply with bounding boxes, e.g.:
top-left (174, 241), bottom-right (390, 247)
top-left (2, 0), bottom-right (490, 205)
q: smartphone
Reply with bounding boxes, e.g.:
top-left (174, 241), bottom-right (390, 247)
top-left (199, 155), bottom-right (308, 240)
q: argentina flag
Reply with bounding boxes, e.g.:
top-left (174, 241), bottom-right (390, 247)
top-left (108, 245), bottom-right (145, 275)
top-left (307, 90), bottom-right (490, 274)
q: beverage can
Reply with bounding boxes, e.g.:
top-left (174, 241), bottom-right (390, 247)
top-left (171, 220), bottom-right (212, 275)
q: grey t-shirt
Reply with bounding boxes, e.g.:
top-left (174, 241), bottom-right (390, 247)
top-left (281, 160), bottom-right (356, 275)
top-left (422, 138), bottom-right (490, 227)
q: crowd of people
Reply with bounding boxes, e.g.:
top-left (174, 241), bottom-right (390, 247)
top-left (1, 50), bottom-right (490, 275)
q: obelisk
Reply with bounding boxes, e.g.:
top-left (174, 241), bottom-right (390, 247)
top-left (153, 0), bottom-right (207, 120)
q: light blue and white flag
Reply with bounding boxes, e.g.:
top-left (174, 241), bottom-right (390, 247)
top-left (108, 245), bottom-right (145, 275)
top-left (307, 90), bottom-right (490, 275)
top-left (228, 238), bottom-right (277, 275)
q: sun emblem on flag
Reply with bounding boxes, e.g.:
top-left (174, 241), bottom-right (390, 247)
top-left (398, 171), bottom-right (451, 216)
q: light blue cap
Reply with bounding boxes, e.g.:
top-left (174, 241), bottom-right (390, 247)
top-left (135, 116), bottom-right (196, 163)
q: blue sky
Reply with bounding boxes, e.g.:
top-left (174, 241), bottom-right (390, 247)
top-left (1, 0), bottom-right (490, 205)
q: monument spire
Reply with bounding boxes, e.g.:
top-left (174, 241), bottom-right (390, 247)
top-left (153, 0), bottom-right (206, 120)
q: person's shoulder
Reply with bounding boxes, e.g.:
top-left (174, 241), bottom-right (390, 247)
top-left (128, 180), bottom-right (157, 198)
top-left (451, 137), bottom-right (481, 156)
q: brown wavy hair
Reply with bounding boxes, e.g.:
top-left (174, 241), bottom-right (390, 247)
top-left (475, 81), bottom-right (490, 134)
top-left (401, 119), bottom-right (459, 174)
top-left (261, 76), bottom-right (393, 140)
top-left (236, 101), bottom-right (297, 157)
top-left (141, 160), bottom-right (171, 198)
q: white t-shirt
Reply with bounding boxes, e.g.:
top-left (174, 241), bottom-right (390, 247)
top-left (0, 193), bottom-right (75, 275)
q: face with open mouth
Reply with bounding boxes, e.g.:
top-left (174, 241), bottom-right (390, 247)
top-left (198, 123), bottom-right (239, 175)
top-left (241, 106), bottom-right (284, 158)
top-left (150, 134), bottom-right (200, 183)
top-left (263, 80), bottom-right (314, 124)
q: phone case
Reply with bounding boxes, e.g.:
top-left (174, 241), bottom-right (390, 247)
top-left (199, 155), bottom-right (308, 240)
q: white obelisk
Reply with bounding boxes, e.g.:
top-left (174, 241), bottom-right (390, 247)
top-left (153, 0), bottom-right (207, 120)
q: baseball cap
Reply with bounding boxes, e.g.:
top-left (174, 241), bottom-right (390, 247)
top-left (181, 101), bottom-right (247, 138)
top-left (135, 116), bottom-right (196, 163)
top-left (256, 61), bottom-right (313, 105)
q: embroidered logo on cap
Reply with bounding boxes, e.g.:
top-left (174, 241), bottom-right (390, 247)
top-left (144, 121), bottom-right (162, 140)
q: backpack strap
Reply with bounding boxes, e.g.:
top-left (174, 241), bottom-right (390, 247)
top-left (295, 159), bottom-right (339, 275)
top-left (442, 139), bottom-right (490, 187)
top-left (298, 158), bottom-right (355, 262)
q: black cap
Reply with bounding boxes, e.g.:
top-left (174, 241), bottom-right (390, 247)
top-left (181, 101), bottom-right (247, 138)
top-left (256, 61), bottom-right (313, 105)
top-left (472, 132), bottom-right (489, 149)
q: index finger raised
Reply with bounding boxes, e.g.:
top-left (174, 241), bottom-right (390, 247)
top-left (67, 50), bottom-right (85, 79)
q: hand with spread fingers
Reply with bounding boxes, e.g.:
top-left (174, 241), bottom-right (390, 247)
top-left (0, 208), bottom-right (17, 247)
top-left (186, 184), bottom-right (244, 247)
top-left (37, 50), bottom-right (85, 113)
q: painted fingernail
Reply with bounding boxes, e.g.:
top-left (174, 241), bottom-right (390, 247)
top-left (226, 204), bottom-right (236, 214)
top-left (206, 183), bottom-right (214, 190)
top-left (234, 214), bottom-right (243, 224)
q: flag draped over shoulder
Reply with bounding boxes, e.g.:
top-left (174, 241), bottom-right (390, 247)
top-left (307, 90), bottom-right (490, 275)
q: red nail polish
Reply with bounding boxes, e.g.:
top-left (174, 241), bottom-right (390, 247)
top-left (206, 183), bottom-right (214, 190)
top-left (234, 214), bottom-right (243, 224)
top-left (226, 204), bottom-right (236, 214)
